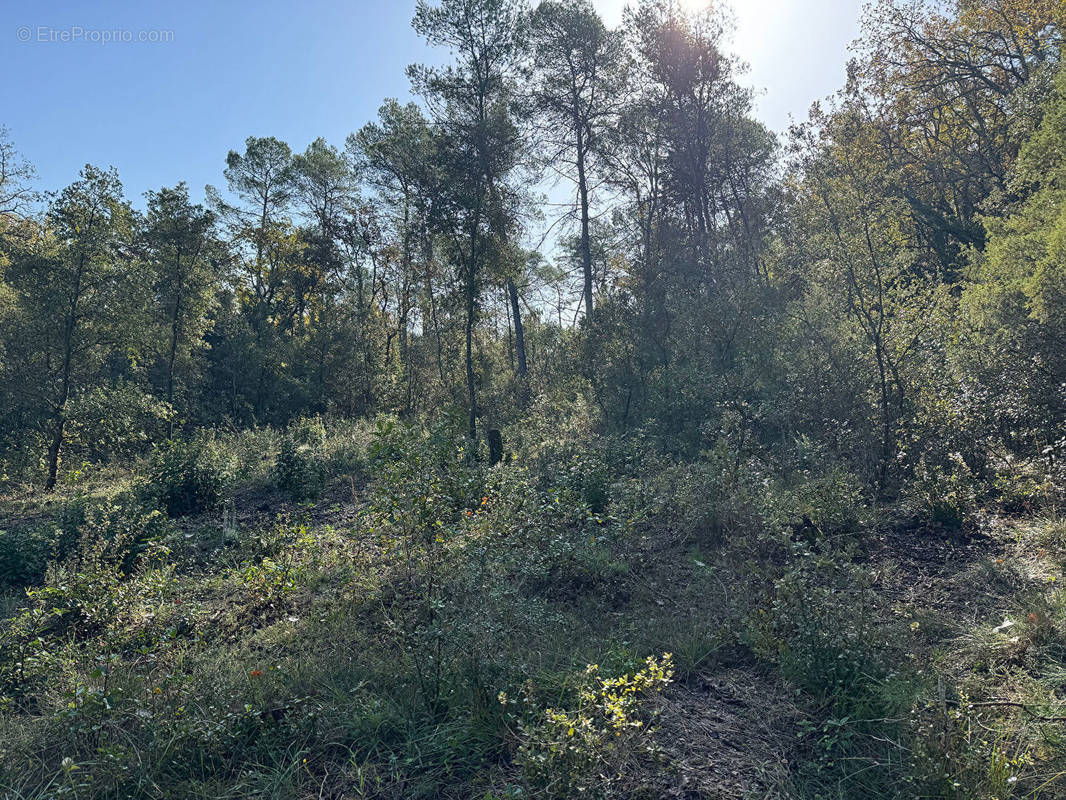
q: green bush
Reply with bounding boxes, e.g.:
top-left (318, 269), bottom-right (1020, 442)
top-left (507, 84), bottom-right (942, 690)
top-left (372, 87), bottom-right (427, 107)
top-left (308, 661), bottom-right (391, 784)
top-left (55, 493), bottom-right (91, 559)
top-left (1, 495), bottom-right (167, 591)
top-left (289, 415), bottom-right (327, 448)
top-left (515, 653), bottom-right (674, 799)
top-left (991, 457), bottom-right (1057, 513)
top-left (0, 526), bottom-right (53, 589)
top-left (74, 500), bottom-right (170, 574)
top-left (746, 552), bottom-right (888, 702)
top-left (368, 413), bottom-right (484, 512)
top-left (558, 450), bottom-right (612, 513)
top-left (904, 456), bottom-right (979, 529)
top-left (273, 436), bottom-right (326, 502)
top-left (633, 443), bottom-right (786, 544)
top-left (743, 550), bottom-right (919, 797)
top-left (145, 434), bottom-right (232, 516)
top-left (0, 500), bottom-right (168, 700)
top-left (320, 417), bottom-right (372, 477)
top-left (791, 463), bottom-right (869, 537)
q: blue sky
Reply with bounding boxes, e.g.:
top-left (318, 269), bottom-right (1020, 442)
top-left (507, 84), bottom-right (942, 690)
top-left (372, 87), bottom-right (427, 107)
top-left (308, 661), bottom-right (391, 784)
top-left (2, 0), bottom-right (863, 207)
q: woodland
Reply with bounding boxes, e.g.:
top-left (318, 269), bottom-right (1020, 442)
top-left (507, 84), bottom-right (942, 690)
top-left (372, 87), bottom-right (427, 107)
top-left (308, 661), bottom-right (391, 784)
top-left (2, 0), bottom-right (1066, 797)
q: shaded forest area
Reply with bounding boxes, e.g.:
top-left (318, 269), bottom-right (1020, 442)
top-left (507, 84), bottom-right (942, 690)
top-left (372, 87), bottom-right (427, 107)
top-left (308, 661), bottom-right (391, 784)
top-left (2, 0), bottom-right (1066, 797)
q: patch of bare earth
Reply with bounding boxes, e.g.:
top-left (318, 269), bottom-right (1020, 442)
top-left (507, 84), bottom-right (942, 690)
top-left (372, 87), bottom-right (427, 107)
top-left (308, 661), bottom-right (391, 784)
top-left (648, 667), bottom-right (801, 799)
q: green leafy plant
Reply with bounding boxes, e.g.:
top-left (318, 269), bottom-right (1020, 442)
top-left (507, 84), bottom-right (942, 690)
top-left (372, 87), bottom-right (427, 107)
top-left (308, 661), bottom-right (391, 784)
top-left (273, 435), bottom-right (326, 502)
top-left (0, 525), bottom-right (54, 589)
top-left (144, 433), bottom-right (233, 516)
top-left (905, 455), bottom-right (979, 529)
top-left (515, 653), bottom-right (674, 799)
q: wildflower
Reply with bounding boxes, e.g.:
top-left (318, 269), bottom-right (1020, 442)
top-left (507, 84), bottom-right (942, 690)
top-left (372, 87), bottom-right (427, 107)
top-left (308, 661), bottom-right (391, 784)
top-left (1028, 612), bottom-right (1039, 624)
top-left (249, 669), bottom-right (263, 678)
top-left (152, 687), bottom-right (162, 695)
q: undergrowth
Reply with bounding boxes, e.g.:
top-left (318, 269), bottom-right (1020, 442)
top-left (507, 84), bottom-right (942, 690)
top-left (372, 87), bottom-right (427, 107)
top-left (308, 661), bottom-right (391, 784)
top-left (1, 415), bottom-right (1065, 798)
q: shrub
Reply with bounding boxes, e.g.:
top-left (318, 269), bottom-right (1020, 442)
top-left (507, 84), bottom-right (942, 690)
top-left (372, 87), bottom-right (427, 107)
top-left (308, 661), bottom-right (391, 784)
top-left (55, 493), bottom-right (91, 559)
top-left (746, 551), bottom-right (887, 702)
top-left (73, 500), bottom-right (170, 575)
top-left (791, 463), bottom-right (869, 537)
top-left (515, 653), bottom-right (674, 799)
top-left (368, 414), bottom-right (483, 512)
top-left (219, 426), bottom-right (279, 484)
top-left (1, 496), bottom-right (167, 592)
top-left (320, 417), bottom-right (372, 477)
top-left (289, 415), bottom-right (327, 448)
top-left (145, 434), bottom-right (232, 516)
top-left (509, 389), bottom-right (599, 475)
top-left (558, 450), bottom-right (612, 513)
top-left (0, 526), bottom-right (53, 589)
top-left (991, 456), bottom-right (1058, 513)
top-left (743, 550), bottom-right (919, 797)
top-left (904, 455), bottom-right (979, 529)
top-left (363, 415), bottom-right (485, 710)
top-left (0, 500), bottom-right (168, 700)
top-left (273, 436), bottom-right (326, 502)
top-left (633, 443), bottom-right (786, 544)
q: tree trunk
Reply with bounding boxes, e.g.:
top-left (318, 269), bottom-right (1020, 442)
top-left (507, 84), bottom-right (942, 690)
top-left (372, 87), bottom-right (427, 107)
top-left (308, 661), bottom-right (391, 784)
top-left (166, 275), bottom-right (182, 439)
top-left (45, 418), bottom-right (65, 492)
top-left (45, 254), bottom-right (84, 491)
top-left (487, 428), bottom-right (503, 465)
top-left (874, 338), bottom-right (893, 495)
top-left (507, 277), bottom-right (528, 407)
top-left (576, 128), bottom-right (594, 323)
top-left (464, 274), bottom-right (478, 444)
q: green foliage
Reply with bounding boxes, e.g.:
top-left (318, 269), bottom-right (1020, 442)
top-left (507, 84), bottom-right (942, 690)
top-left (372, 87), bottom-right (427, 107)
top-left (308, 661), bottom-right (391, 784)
top-left (230, 523), bottom-right (316, 606)
top-left (744, 548), bottom-right (921, 797)
top-left (0, 499), bottom-right (168, 701)
top-left (991, 458), bottom-right (1058, 512)
top-left (318, 416), bottom-right (371, 477)
top-left (904, 455), bottom-right (979, 529)
top-left (785, 442), bottom-right (871, 537)
top-left (911, 701), bottom-right (1037, 800)
top-left (515, 654), bottom-right (673, 799)
top-left (0, 526), bottom-right (53, 590)
top-left (64, 381), bottom-right (173, 463)
top-left (272, 436), bottom-right (326, 502)
top-left (145, 433), bottom-right (233, 516)
top-left (557, 449), bottom-right (612, 514)
top-left (363, 415), bottom-right (487, 710)
top-left (628, 441), bottom-right (790, 544)
top-left (3, 2), bottom-right (1066, 798)
top-left (747, 551), bottom-right (888, 703)
top-left (1, 494), bottom-right (167, 593)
